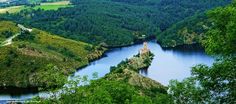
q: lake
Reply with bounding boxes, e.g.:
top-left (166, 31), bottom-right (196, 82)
top-left (0, 40), bottom-right (214, 101)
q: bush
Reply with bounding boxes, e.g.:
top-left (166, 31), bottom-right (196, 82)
top-left (17, 31), bottom-right (35, 41)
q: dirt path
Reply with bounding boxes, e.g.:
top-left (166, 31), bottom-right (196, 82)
top-left (0, 24), bottom-right (32, 47)
top-left (1, 33), bottom-right (20, 46)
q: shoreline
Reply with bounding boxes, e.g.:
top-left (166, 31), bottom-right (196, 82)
top-left (0, 39), bottom-right (205, 91)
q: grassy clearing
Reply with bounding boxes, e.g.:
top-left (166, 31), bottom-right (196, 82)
top-left (0, 1), bottom-right (72, 14)
top-left (33, 1), bottom-right (72, 10)
top-left (33, 4), bottom-right (73, 10)
top-left (41, 1), bottom-right (70, 5)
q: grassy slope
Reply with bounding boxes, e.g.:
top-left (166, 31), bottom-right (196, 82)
top-left (0, 21), bottom-right (105, 88)
top-left (0, 21), bottom-right (20, 42)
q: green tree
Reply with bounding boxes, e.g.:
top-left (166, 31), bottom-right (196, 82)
top-left (36, 79), bottom-right (154, 104)
top-left (203, 1), bottom-right (236, 56)
top-left (169, 1), bottom-right (236, 103)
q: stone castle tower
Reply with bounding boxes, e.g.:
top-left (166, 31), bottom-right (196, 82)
top-left (140, 42), bottom-right (150, 55)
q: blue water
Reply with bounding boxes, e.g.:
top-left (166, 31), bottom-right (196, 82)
top-left (0, 41), bottom-right (214, 100)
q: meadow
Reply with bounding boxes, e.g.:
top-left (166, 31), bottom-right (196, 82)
top-left (0, 6), bottom-right (23, 13)
top-left (33, 1), bottom-right (72, 10)
top-left (0, 1), bottom-right (72, 14)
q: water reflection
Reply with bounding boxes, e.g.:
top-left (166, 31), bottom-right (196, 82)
top-left (140, 41), bottom-right (214, 86)
top-left (139, 68), bottom-right (148, 76)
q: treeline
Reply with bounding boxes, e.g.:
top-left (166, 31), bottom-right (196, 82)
top-left (1, 0), bottom-right (231, 47)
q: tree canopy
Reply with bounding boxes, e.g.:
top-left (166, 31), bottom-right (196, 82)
top-left (0, 0), bottom-right (231, 47)
top-left (169, 1), bottom-right (236, 103)
top-left (203, 1), bottom-right (236, 56)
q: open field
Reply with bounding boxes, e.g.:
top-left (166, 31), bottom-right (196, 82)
top-left (0, 1), bottom-right (71, 13)
top-left (33, 5), bottom-right (72, 10)
top-left (41, 1), bottom-right (70, 5)
top-left (33, 1), bottom-right (72, 10)
top-left (0, 6), bottom-right (23, 13)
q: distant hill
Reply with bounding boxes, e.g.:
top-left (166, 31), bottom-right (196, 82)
top-left (1, 0), bottom-right (231, 47)
top-left (0, 20), bottom-right (105, 88)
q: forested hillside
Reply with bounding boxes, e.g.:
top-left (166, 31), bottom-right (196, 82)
top-left (0, 21), bottom-right (105, 88)
top-left (157, 13), bottom-right (211, 47)
top-left (1, 0), bottom-right (231, 47)
top-left (168, 1), bottom-right (236, 103)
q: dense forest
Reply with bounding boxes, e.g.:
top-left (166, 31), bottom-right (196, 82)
top-left (157, 13), bottom-right (210, 47)
top-left (0, 0), bottom-right (231, 47)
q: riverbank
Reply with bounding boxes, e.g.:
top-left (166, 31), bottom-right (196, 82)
top-left (33, 48), bottom-right (169, 103)
top-left (0, 45), bottom-right (106, 89)
top-left (0, 41), bottom-right (214, 100)
top-left (156, 38), bottom-right (204, 49)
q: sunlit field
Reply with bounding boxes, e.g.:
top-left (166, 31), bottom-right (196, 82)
top-left (0, 1), bottom-right (72, 14)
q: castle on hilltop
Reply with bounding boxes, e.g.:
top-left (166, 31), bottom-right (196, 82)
top-left (139, 42), bottom-right (150, 55)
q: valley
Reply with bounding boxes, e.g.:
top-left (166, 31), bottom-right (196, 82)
top-left (0, 40), bottom-right (213, 101)
top-left (0, 0), bottom-right (235, 103)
